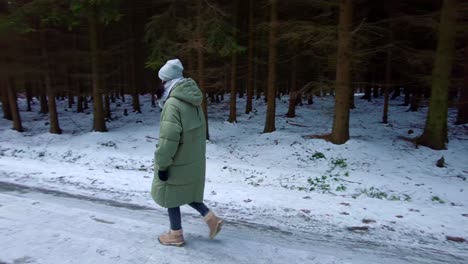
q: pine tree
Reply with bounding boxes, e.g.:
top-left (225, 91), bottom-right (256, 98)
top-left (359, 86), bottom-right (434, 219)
top-left (417, 0), bottom-right (458, 150)
top-left (456, 43), bottom-right (468, 124)
top-left (88, 3), bottom-right (107, 132)
top-left (330, 0), bottom-right (353, 144)
top-left (40, 26), bottom-right (61, 134)
top-left (228, 0), bottom-right (238, 123)
top-left (263, 0), bottom-right (278, 133)
top-left (7, 76), bottom-right (24, 132)
top-left (245, 0), bottom-right (254, 114)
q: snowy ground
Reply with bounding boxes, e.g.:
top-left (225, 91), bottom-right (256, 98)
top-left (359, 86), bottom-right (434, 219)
top-left (0, 181), bottom-right (464, 264)
top-left (0, 93), bottom-right (467, 263)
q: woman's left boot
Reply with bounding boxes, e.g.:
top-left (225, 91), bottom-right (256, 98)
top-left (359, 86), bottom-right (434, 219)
top-left (204, 211), bottom-right (223, 239)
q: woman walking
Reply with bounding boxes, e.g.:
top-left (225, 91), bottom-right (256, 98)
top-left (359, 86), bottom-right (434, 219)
top-left (152, 59), bottom-right (223, 247)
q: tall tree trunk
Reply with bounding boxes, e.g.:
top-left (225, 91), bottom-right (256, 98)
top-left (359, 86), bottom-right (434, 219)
top-left (89, 4), bottom-right (107, 132)
top-left (84, 95), bottom-right (89, 110)
top-left (383, 10), bottom-right (394, 124)
top-left (330, 0), bottom-right (352, 144)
top-left (286, 56), bottom-right (297, 118)
top-left (151, 91), bottom-right (156, 107)
top-left (456, 43), bottom-right (468, 124)
top-left (373, 85), bottom-right (379, 98)
top-left (7, 77), bottom-right (23, 132)
top-left (128, 3), bottom-right (141, 113)
top-left (41, 29), bottom-right (61, 134)
top-left (409, 86), bottom-right (420, 112)
top-left (228, 0), bottom-right (238, 123)
top-left (104, 93), bottom-right (111, 120)
top-left (263, 0), bottom-right (278, 133)
top-left (25, 79), bottom-right (32, 112)
top-left (245, 0), bottom-right (254, 114)
top-left (77, 96), bottom-right (84, 113)
top-left (1, 78), bottom-right (12, 120)
top-left (349, 86), bottom-right (355, 109)
top-left (391, 86), bottom-right (400, 99)
top-left (403, 87), bottom-right (410, 106)
top-left (382, 45), bottom-right (392, 123)
top-left (39, 91), bottom-right (48, 114)
top-left (67, 92), bottom-right (74, 109)
top-left (197, 0), bottom-right (209, 139)
top-left (417, 0), bottom-right (457, 150)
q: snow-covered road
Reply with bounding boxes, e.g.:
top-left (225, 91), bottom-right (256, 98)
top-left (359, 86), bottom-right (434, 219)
top-left (0, 182), bottom-right (465, 264)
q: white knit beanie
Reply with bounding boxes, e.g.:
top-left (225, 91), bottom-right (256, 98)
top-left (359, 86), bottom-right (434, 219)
top-left (158, 59), bottom-right (184, 81)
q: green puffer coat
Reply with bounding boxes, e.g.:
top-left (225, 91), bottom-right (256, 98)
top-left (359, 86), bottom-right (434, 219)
top-left (151, 78), bottom-right (207, 208)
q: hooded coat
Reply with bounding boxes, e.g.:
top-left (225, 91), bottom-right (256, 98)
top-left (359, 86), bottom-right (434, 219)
top-left (151, 78), bottom-right (207, 208)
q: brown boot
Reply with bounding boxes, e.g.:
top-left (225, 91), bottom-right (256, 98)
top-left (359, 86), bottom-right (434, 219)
top-left (158, 229), bottom-right (185, 247)
top-left (204, 211), bottom-right (223, 239)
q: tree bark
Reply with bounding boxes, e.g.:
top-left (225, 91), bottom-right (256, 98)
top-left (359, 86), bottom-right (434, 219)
top-left (263, 0), bottom-right (278, 133)
top-left (39, 91), bottom-right (48, 114)
top-left (409, 86), bottom-right (420, 111)
top-left (286, 56), bottom-right (297, 118)
top-left (41, 28), bottom-right (61, 134)
top-left (104, 93), bottom-right (111, 120)
top-left (89, 4), bottom-right (107, 132)
top-left (25, 79), bottom-right (32, 112)
top-left (1, 78), bottom-right (12, 120)
top-left (228, 0), bottom-right (238, 123)
top-left (330, 0), bottom-right (352, 144)
top-left (417, 0), bottom-right (457, 150)
top-left (382, 44), bottom-right (392, 123)
top-left (383, 9), bottom-right (394, 124)
top-left (128, 3), bottom-right (141, 113)
top-left (197, 0), bottom-right (209, 139)
top-left (7, 77), bottom-right (23, 132)
top-left (245, 0), bottom-right (254, 114)
top-left (456, 43), bottom-right (468, 124)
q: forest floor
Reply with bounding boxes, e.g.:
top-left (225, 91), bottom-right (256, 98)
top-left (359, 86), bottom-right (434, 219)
top-left (0, 93), bottom-right (467, 263)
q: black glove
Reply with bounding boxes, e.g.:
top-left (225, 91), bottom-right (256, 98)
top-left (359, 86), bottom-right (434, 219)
top-left (158, 170), bottom-right (169, 182)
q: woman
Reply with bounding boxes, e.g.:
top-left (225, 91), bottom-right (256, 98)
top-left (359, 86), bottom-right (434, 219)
top-left (152, 59), bottom-right (223, 247)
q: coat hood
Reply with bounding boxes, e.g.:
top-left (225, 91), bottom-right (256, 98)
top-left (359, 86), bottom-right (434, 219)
top-left (169, 78), bottom-right (203, 106)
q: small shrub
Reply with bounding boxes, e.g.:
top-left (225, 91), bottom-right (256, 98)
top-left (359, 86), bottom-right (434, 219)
top-left (311, 152), bottom-right (326, 160)
top-left (431, 196), bottom-right (445, 204)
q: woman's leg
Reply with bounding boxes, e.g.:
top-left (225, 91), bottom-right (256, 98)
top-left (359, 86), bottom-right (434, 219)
top-left (159, 207), bottom-right (185, 246)
top-left (168, 207), bottom-right (182, 230)
top-left (188, 202), bottom-right (209, 217)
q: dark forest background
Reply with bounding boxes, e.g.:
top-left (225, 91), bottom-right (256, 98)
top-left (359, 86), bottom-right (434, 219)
top-left (0, 0), bottom-right (466, 150)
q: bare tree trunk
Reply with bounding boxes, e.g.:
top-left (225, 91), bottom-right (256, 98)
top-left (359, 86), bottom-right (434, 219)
top-left (228, 0), bottom-right (238, 123)
top-left (41, 28), bottom-right (61, 134)
top-left (383, 8), bottom-right (394, 124)
top-left (1, 78), bottom-right (12, 120)
top-left (418, 0), bottom-right (457, 150)
top-left (77, 96), bottom-right (84, 113)
top-left (39, 91), bottom-right (48, 114)
top-left (89, 4), bottom-right (107, 132)
top-left (330, 0), bottom-right (352, 144)
top-left (383, 44), bottom-right (392, 123)
top-left (456, 42), bottom-right (468, 124)
top-left (197, 0), bottom-right (209, 139)
top-left (349, 86), bottom-right (355, 109)
top-left (7, 77), bottom-right (23, 132)
top-left (245, 0), bottom-right (254, 114)
top-left (25, 79), bottom-right (32, 112)
top-left (104, 93), bottom-right (111, 120)
top-left (84, 95), bottom-right (89, 110)
top-left (286, 56), bottom-right (297, 118)
top-left (263, 0), bottom-right (278, 133)
top-left (409, 87), bottom-right (420, 112)
top-left (128, 4), bottom-right (141, 114)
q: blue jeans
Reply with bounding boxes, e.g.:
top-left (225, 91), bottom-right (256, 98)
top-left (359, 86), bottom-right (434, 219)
top-left (168, 202), bottom-right (209, 230)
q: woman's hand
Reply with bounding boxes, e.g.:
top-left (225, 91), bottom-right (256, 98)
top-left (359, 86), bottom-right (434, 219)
top-left (158, 170), bottom-right (169, 181)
